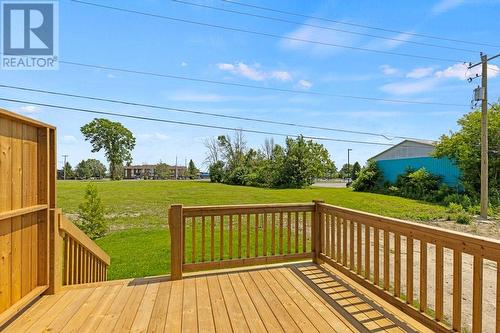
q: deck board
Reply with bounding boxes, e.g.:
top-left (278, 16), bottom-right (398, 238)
top-left (3, 262), bottom-right (434, 333)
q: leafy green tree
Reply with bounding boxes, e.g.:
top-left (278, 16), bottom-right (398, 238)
top-left (434, 105), bottom-right (499, 203)
top-left (62, 161), bottom-right (74, 180)
top-left (338, 163), bottom-right (350, 179)
top-left (81, 118), bottom-right (136, 180)
top-left (75, 159), bottom-right (107, 180)
top-left (351, 162), bottom-right (361, 180)
top-left (77, 183), bottom-right (107, 239)
top-left (352, 161), bottom-right (383, 192)
top-left (209, 161), bottom-right (224, 183)
top-left (75, 160), bottom-right (92, 180)
top-left (272, 136), bottom-right (333, 188)
top-left (187, 159), bottom-right (199, 179)
top-left (156, 162), bottom-right (171, 180)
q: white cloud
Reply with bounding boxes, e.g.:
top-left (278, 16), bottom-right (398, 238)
top-left (107, 74), bottom-right (116, 79)
top-left (380, 78), bottom-right (438, 95)
top-left (137, 133), bottom-right (170, 141)
top-left (297, 79), bottom-right (312, 89)
top-left (435, 63), bottom-right (499, 80)
top-left (406, 67), bottom-right (434, 79)
top-left (19, 105), bottom-right (40, 114)
top-left (61, 135), bottom-right (77, 143)
top-left (431, 0), bottom-right (466, 14)
top-left (217, 62), bottom-right (293, 82)
top-left (281, 20), bottom-right (359, 57)
top-left (167, 91), bottom-right (226, 102)
top-left (270, 70), bottom-right (293, 81)
top-left (380, 65), bottom-right (399, 76)
top-left (181, 61), bottom-right (188, 67)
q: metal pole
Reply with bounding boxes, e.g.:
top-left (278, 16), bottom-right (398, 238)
top-left (62, 154), bottom-right (68, 180)
top-left (347, 149), bottom-right (352, 180)
top-left (480, 54), bottom-right (488, 219)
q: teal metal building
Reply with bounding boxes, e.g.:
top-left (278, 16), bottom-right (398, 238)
top-left (371, 140), bottom-right (461, 187)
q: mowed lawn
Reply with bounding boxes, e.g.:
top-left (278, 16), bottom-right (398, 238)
top-left (57, 180), bottom-right (448, 280)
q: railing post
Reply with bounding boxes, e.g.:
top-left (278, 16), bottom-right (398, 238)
top-left (47, 209), bottom-right (63, 294)
top-left (169, 204), bottom-right (183, 280)
top-left (312, 200), bottom-right (324, 264)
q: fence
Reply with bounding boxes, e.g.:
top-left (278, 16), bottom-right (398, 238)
top-left (169, 201), bottom-right (500, 333)
top-left (0, 109), bottom-right (56, 323)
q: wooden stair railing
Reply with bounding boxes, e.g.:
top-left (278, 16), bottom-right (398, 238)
top-left (49, 209), bottom-right (110, 293)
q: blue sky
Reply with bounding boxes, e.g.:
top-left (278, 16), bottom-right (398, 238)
top-left (1, 0), bottom-right (500, 171)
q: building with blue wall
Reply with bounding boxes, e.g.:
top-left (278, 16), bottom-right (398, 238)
top-left (370, 140), bottom-right (461, 187)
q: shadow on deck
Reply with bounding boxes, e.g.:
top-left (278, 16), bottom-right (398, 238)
top-left (3, 262), bottom-right (432, 333)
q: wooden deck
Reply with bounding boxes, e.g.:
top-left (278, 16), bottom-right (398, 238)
top-left (3, 262), bottom-right (432, 333)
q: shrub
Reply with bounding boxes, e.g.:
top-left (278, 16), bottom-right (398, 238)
top-left (456, 212), bottom-right (472, 225)
top-left (352, 161), bottom-right (383, 192)
top-left (77, 183), bottom-right (107, 239)
top-left (447, 202), bottom-right (465, 214)
top-left (396, 168), bottom-right (442, 201)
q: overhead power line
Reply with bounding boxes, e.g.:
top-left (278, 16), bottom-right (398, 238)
top-left (0, 83), bottom-right (431, 141)
top-left (71, 0), bottom-right (465, 63)
top-left (0, 97), bottom-right (398, 146)
top-left (172, 0), bottom-right (477, 54)
top-left (222, 0), bottom-right (500, 49)
top-left (57, 59), bottom-right (469, 108)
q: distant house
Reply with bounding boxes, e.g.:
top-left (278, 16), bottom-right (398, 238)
top-left (370, 139), bottom-right (461, 187)
top-left (123, 164), bottom-right (187, 180)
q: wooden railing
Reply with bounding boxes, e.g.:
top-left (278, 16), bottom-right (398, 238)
top-left (316, 202), bottom-right (500, 333)
top-left (50, 209), bottom-right (110, 291)
top-left (169, 202), bottom-right (318, 280)
top-left (170, 201), bottom-right (500, 333)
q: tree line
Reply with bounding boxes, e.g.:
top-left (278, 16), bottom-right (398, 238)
top-left (205, 132), bottom-right (337, 188)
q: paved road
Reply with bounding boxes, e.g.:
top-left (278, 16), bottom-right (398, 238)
top-left (312, 182), bottom-right (347, 188)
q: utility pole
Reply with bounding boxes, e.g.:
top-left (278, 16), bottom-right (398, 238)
top-left (347, 149), bottom-right (352, 181)
top-left (62, 154), bottom-right (69, 180)
top-left (468, 52), bottom-right (500, 219)
top-left (175, 155), bottom-right (178, 180)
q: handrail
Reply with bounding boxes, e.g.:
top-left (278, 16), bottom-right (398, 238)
top-left (316, 202), bottom-right (499, 333)
top-left (169, 202), bottom-right (317, 280)
top-left (58, 214), bottom-right (110, 265)
top-left (49, 209), bottom-right (110, 290)
top-left (169, 201), bottom-right (500, 333)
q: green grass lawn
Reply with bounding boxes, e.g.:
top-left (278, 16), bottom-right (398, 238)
top-left (57, 180), bottom-right (448, 280)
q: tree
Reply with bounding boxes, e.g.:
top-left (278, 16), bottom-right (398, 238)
top-left (62, 162), bottom-right (74, 180)
top-left (338, 164), bottom-right (350, 179)
top-left (272, 136), bottom-right (334, 188)
top-left (77, 183), bottom-right (107, 239)
top-left (434, 105), bottom-right (499, 202)
top-left (75, 159), bottom-right (107, 180)
top-left (352, 161), bottom-right (384, 192)
top-left (81, 118), bottom-right (136, 180)
top-left (351, 162), bottom-right (361, 180)
top-left (187, 159), bottom-right (199, 179)
top-left (209, 161), bottom-right (224, 183)
top-left (75, 160), bottom-right (92, 180)
top-left (156, 162), bottom-right (171, 180)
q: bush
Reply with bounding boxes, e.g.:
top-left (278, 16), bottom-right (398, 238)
top-left (396, 168), bottom-right (442, 201)
top-left (352, 161), bottom-right (383, 192)
top-left (456, 212), bottom-right (473, 225)
top-left (77, 183), bottom-right (107, 239)
top-left (447, 202), bottom-right (464, 214)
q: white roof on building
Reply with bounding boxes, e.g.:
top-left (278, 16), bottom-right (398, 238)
top-left (370, 139), bottom-right (437, 161)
